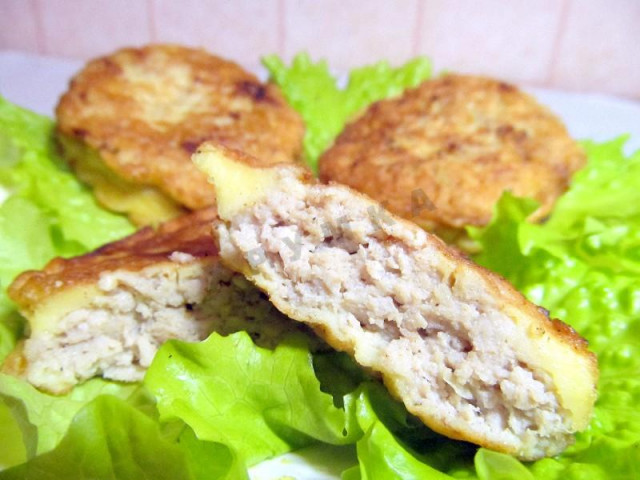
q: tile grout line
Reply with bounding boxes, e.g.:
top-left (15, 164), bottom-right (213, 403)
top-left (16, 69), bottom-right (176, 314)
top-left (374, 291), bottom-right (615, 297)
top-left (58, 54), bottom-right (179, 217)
top-left (31, 0), bottom-right (46, 55)
top-left (545, 0), bottom-right (572, 87)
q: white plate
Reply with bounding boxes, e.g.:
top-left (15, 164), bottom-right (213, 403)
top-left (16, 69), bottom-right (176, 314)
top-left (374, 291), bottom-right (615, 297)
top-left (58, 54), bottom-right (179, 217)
top-left (1, 50), bottom-right (639, 478)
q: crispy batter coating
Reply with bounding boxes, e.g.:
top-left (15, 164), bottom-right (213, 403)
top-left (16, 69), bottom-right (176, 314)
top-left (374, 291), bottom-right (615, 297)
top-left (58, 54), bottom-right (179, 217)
top-left (8, 207), bottom-right (220, 316)
top-left (56, 44), bottom-right (305, 225)
top-left (319, 74), bottom-right (586, 238)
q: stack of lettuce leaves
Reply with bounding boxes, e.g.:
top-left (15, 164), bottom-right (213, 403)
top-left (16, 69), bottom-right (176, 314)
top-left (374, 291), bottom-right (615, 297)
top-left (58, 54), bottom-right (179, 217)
top-left (0, 54), bottom-right (639, 479)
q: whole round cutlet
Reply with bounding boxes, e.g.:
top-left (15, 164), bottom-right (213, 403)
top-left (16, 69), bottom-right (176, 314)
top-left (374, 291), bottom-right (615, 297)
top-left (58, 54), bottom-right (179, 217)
top-left (319, 74), bottom-right (586, 235)
top-left (56, 44), bottom-right (304, 222)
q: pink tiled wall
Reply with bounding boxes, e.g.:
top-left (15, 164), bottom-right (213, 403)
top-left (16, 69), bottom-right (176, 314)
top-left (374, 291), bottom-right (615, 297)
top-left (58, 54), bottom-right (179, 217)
top-left (1, 0), bottom-right (639, 98)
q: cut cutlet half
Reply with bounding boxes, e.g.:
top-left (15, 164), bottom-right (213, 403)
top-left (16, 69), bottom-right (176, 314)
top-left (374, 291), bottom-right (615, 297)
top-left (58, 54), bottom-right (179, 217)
top-left (3, 208), bottom-right (310, 394)
top-left (193, 143), bottom-right (599, 460)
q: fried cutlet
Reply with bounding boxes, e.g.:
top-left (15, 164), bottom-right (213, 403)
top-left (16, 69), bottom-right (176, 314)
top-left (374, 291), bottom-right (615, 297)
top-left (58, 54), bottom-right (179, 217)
top-left (2, 208), bottom-right (308, 394)
top-left (55, 44), bottom-right (305, 226)
top-left (193, 143), bottom-right (598, 460)
top-left (319, 74), bottom-right (586, 245)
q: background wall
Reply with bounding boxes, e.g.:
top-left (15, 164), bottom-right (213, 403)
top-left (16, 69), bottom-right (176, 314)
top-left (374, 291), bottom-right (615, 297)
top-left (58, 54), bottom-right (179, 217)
top-left (1, 0), bottom-right (639, 98)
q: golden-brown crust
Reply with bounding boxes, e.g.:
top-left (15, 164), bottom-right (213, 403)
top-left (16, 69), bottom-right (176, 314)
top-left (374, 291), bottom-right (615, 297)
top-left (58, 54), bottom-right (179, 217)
top-left (56, 44), bottom-right (305, 211)
top-left (0, 340), bottom-right (27, 377)
top-left (319, 74), bottom-right (586, 231)
top-left (8, 207), bottom-right (219, 316)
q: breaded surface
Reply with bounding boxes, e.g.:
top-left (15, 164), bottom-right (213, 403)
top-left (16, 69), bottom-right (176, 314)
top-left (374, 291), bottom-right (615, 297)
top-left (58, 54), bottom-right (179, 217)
top-left (56, 44), bottom-right (305, 224)
top-left (319, 74), bottom-right (586, 235)
top-left (194, 144), bottom-right (598, 460)
top-left (9, 208), bottom-right (219, 312)
top-left (6, 208), bottom-right (314, 393)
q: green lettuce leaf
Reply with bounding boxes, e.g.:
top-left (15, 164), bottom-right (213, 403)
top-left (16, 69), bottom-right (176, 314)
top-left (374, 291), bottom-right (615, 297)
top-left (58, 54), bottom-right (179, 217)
top-left (349, 383), bottom-right (474, 480)
top-left (0, 400), bottom-right (25, 471)
top-left (0, 96), bottom-right (133, 252)
top-left (0, 95), bottom-right (134, 326)
top-left (0, 374), bottom-right (140, 457)
top-left (263, 53), bottom-right (432, 172)
top-left (0, 96), bottom-right (138, 471)
top-left (0, 291), bottom-right (24, 470)
top-left (145, 332), bottom-right (361, 466)
top-left (0, 395), bottom-right (247, 480)
top-left (0, 197), bottom-right (59, 314)
top-left (469, 138), bottom-right (640, 478)
top-left (474, 449), bottom-right (535, 480)
top-left (0, 311), bottom-right (21, 364)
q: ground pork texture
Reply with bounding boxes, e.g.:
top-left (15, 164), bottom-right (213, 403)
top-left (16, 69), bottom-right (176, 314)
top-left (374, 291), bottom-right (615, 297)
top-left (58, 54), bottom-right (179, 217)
top-left (195, 143), bottom-right (598, 460)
